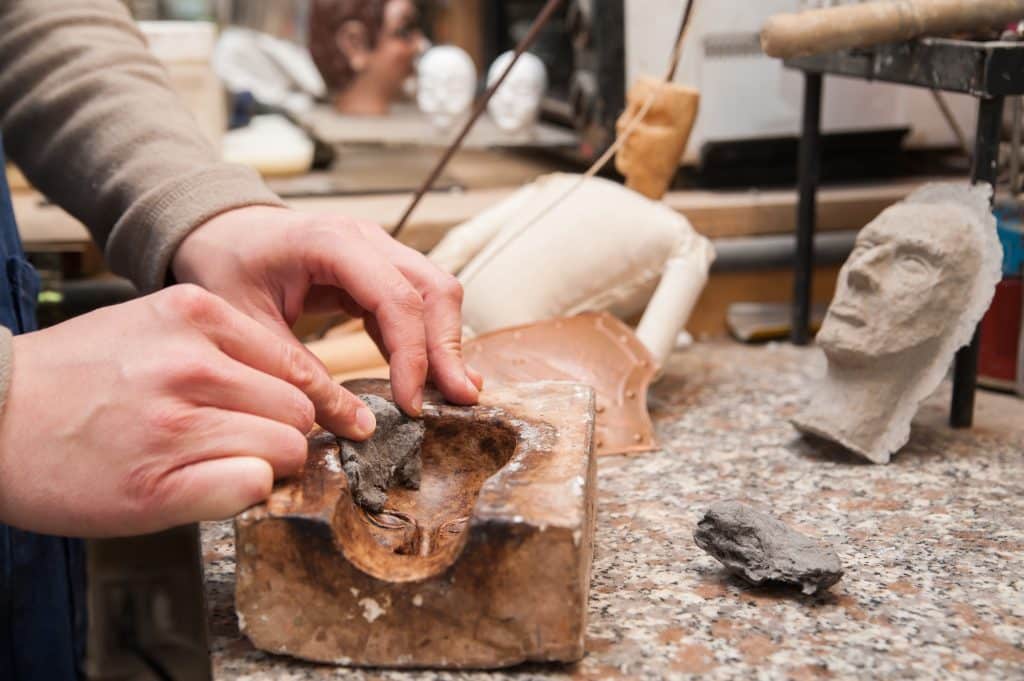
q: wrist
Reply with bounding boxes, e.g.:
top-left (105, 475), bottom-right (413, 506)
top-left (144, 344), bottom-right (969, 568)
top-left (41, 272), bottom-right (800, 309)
top-left (170, 205), bottom-right (293, 287)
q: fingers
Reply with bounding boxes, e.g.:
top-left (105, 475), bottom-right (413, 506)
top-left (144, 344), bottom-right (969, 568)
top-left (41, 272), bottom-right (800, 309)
top-left (352, 224), bottom-right (480, 404)
top-left (216, 324), bottom-right (376, 441)
top-left (173, 408), bottom-right (310, 478)
top-left (176, 355), bottom-right (316, 433)
top-left (163, 285), bottom-right (376, 440)
top-left (302, 233), bottom-right (429, 415)
top-left (161, 456), bottom-right (274, 526)
top-left (466, 365), bottom-right (484, 390)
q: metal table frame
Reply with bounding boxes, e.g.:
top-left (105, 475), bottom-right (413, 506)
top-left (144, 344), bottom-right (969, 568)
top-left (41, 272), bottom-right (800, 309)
top-left (786, 38), bottom-right (1024, 428)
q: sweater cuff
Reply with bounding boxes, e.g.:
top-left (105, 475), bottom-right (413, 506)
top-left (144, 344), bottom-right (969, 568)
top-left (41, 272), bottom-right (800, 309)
top-left (0, 326), bottom-right (12, 418)
top-left (105, 163), bottom-right (287, 293)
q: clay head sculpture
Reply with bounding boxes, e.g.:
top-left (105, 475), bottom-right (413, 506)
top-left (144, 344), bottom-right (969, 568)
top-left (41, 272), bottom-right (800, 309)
top-left (308, 0), bottom-right (425, 115)
top-left (416, 45), bottom-right (477, 130)
top-left (614, 75), bottom-right (700, 200)
top-left (794, 183), bottom-right (1003, 463)
top-left (486, 50), bottom-right (548, 133)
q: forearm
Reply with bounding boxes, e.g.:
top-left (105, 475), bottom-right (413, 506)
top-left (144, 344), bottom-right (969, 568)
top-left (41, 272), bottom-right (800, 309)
top-left (0, 0), bottom-right (284, 292)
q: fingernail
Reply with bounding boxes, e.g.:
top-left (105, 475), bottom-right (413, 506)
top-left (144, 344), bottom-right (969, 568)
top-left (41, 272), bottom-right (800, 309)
top-left (465, 375), bottom-right (480, 396)
top-left (411, 390), bottom-right (423, 416)
top-left (356, 406), bottom-right (376, 437)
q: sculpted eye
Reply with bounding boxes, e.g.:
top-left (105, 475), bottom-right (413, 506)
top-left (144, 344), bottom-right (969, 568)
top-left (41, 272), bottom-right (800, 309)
top-left (897, 254), bottom-right (930, 277)
top-left (849, 242), bottom-right (872, 258)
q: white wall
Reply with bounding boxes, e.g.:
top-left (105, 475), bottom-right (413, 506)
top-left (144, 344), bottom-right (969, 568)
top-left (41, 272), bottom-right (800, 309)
top-left (623, 0), bottom-right (978, 163)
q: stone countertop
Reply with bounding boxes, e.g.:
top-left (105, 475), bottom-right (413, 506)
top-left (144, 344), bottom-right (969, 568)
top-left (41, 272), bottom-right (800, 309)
top-left (201, 341), bottom-right (1024, 680)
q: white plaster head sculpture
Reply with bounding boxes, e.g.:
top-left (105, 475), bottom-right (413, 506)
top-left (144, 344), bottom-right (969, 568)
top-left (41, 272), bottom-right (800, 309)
top-left (793, 183), bottom-right (1003, 463)
top-left (416, 45), bottom-right (477, 130)
top-left (486, 50), bottom-right (548, 134)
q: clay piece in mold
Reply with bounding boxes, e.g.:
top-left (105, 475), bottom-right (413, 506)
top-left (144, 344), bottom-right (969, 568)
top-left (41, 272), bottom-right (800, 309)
top-left (234, 378), bottom-right (597, 669)
top-left (693, 501), bottom-right (844, 596)
top-left (338, 394), bottom-right (424, 513)
top-left (463, 311), bottom-right (658, 457)
top-left (792, 183), bottom-right (1003, 464)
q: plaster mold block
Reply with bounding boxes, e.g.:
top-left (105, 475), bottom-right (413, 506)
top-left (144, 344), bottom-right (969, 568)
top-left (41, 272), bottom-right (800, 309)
top-left (234, 379), bottom-right (597, 669)
top-left (793, 183), bottom-right (1003, 463)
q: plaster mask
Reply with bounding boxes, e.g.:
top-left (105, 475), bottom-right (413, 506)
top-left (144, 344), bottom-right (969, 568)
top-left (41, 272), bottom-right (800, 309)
top-left (486, 50), bottom-right (547, 134)
top-left (615, 75), bottom-right (699, 200)
top-left (793, 183), bottom-right (1003, 463)
top-left (416, 45), bottom-right (477, 130)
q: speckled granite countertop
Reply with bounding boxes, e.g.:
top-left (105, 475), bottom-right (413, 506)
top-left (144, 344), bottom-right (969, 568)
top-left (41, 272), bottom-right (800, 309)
top-left (201, 341), bottom-right (1024, 680)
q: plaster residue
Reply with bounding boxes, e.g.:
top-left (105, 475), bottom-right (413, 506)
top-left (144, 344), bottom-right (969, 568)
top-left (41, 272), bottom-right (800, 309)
top-left (359, 598), bottom-right (385, 623)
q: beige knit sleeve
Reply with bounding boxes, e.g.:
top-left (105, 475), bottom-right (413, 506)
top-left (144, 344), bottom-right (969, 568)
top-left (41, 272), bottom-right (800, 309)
top-left (0, 0), bottom-right (287, 292)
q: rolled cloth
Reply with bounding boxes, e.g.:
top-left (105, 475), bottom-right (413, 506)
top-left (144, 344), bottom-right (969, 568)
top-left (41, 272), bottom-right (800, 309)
top-left (762, 0), bottom-right (1024, 59)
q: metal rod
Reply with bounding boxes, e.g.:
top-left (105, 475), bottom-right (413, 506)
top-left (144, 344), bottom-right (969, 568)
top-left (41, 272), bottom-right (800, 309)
top-left (1012, 96), bottom-right (1022, 196)
top-left (951, 94), bottom-right (1005, 428)
top-left (391, 0), bottom-right (564, 238)
top-left (930, 89), bottom-right (970, 159)
top-left (666, 0), bottom-right (696, 82)
top-left (791, 71), bottom-right (823, 346)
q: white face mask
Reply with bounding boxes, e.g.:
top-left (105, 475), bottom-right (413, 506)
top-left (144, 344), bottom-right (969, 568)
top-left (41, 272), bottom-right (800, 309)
top-left (416, 46), bottom-right (477, 130)
top-left (486, 51), bottom-right (547, 134)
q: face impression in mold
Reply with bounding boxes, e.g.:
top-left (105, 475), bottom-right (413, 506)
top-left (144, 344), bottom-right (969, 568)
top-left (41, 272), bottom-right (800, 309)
top-left (794, 183), bottom-right (1003, 464)
top-left (486, 50), bottom-right (547, 133)
top-left (416, 45), bottom-right (477, 130)
top-left (335, 406), bottom-right (518, 581)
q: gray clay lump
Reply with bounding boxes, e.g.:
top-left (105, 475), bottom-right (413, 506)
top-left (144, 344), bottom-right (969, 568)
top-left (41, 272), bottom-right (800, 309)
top-left (338, 394), bottom-right (425, 512)
top-left (693, 501), bottom-right (844, 595)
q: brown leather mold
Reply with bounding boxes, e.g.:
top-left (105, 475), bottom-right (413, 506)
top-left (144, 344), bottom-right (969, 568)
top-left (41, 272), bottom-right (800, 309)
top-left (464, 312), bottom-right (659, 456)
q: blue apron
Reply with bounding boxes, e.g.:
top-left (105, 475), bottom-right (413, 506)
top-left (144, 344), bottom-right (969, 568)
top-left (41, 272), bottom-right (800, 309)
top-left (0, 140), bottom-right (86, 679)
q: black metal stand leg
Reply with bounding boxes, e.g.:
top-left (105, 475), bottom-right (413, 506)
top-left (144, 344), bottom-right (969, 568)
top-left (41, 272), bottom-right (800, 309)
top-left (792, 72), bottom-right (823, 345)
top-left (951, 94), bottom-right (1004, 428)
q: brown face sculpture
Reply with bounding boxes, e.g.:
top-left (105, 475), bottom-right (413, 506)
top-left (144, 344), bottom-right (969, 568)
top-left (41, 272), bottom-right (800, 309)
top-left (614, 75), bottom-right (699, 200)
top-left (309, 0), bottom-right (425, 115)
top-left (817, 203), bottom-right (981, 367)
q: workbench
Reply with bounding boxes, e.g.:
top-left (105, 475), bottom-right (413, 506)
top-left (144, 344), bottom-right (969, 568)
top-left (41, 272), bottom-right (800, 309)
top-left (201, 340), bottom-right (1024, 680)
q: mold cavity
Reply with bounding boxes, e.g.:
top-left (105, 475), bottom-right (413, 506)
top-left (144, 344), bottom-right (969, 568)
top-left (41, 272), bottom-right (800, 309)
top-left (333, 415), bottom-right (517, 582)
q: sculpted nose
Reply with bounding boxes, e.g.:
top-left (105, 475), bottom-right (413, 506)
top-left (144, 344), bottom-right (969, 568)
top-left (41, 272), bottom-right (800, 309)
top-left (846, 261), bottom-right (878, 292)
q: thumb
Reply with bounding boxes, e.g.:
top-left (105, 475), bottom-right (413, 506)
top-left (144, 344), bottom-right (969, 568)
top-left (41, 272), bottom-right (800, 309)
top-left (161, 457), bottom-right (274, 526)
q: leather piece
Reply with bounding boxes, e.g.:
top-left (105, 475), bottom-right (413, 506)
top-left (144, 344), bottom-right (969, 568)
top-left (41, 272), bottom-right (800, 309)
top-left (464, 312), bottom-right (658, 456)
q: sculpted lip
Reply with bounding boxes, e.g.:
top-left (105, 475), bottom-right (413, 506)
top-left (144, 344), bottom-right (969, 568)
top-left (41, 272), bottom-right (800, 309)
top-left (828, 305), bottom-right (865, 327)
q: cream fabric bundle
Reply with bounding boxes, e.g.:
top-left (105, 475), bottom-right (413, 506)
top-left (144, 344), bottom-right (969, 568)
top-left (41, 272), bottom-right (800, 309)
top-left (430, 173), bottom-right (715, 367)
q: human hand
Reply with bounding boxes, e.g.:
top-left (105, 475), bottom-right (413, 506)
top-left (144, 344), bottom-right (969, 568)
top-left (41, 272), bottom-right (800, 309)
top-left (0, 285), bottom-right (350, 537)
top-left (172, 206), bottom-right (482, 422)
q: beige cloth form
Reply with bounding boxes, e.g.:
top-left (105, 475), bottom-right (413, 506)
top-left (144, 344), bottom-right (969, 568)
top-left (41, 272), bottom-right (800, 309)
top-left (0, 0), bottom-right (287, 415)
top-left (431, 173), bottom-right (715, 369)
